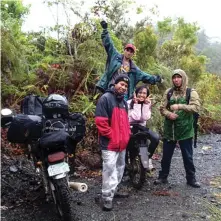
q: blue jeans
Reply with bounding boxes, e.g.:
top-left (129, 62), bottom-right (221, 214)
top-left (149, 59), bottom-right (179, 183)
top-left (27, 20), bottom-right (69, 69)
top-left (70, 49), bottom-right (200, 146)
top-left (159, 138), bottom-right (196, 182)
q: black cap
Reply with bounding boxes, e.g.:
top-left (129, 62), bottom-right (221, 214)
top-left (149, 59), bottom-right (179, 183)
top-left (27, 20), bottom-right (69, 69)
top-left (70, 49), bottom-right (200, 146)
top-left (114, 74), bottom-right (130, 85)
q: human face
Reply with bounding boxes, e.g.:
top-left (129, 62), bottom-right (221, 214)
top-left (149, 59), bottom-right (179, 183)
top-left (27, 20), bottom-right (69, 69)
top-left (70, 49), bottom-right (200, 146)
top-left (172, 74), bottom-right (182, 88)
top-left (136, 88), bottom-right (148, 102)
top-left (114, 81), bottom-right (128, 94)
top-left (124, 48), bottom-right (134, 59)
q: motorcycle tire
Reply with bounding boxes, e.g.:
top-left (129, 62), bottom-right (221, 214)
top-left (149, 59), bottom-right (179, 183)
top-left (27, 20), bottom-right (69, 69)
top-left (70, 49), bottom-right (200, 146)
top-left (129, 155), bottom-right (146, 189)
top-left (52, 177), bottom-right (75, 221)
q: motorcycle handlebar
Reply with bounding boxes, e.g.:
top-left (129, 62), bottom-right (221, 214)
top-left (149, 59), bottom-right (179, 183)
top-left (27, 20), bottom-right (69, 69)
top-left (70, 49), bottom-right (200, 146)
top-left (1, 108), bottom-right (14, 128)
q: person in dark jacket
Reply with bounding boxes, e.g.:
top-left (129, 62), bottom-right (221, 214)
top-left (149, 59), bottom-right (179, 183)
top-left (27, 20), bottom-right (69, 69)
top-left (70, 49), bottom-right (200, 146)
top-left (155, 69), bottom-right (201, 188)
top-left (95, 74), bottom-right (131, 211)
top-left (96, 20), bottom-right (162, 100)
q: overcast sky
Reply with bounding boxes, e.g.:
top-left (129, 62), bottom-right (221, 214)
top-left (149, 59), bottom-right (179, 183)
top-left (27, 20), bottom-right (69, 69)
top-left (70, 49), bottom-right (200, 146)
top-left (22, 0), bottom-right (221, 41)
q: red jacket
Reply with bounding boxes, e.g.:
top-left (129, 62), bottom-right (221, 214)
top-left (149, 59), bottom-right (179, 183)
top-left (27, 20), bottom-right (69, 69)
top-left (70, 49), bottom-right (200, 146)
top-left (95, 89), bottom-right (130, 151)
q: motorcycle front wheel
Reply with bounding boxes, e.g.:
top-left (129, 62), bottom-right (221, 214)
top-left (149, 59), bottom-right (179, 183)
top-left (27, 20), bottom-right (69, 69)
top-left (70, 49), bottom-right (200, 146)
top-left (51, 177), bottom-right (75, 221)
top-left (129, 155), bottom-right (146, 189)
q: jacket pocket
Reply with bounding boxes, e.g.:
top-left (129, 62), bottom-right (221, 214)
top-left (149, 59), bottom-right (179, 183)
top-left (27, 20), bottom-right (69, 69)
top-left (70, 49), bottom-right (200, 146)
top-left (99, 136), bottom-right (110, 149)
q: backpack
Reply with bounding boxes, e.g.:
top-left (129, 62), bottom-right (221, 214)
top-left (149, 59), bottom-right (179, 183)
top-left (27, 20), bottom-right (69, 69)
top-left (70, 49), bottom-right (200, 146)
top-left (167, 88), bottom-right (199, 148)
top-left (21, 94), bottom-right (45, 116)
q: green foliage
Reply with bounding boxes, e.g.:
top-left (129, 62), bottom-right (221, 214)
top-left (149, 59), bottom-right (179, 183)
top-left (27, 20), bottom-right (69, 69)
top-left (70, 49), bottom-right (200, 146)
top-left (134, 26), bottom-right (158, 70)
top-left (1, 0), bottom-right (220, 137)
top-left (174, 18), bottom-right (200, 46)
top-left (196, 73), bottom-right (221, 121)
top-left (1, 0), bottom-right (30, 78)
top-left (157, 18), bottom-right (206, 84)
top-left (157, 17), bottom-right (172, 36)
top-left (196, 32), bottom-right (221, 76)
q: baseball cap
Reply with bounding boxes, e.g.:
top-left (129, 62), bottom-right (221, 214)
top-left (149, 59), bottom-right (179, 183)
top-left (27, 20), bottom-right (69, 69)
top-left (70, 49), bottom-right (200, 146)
top-left (124, 43), bottom-right (136, 52)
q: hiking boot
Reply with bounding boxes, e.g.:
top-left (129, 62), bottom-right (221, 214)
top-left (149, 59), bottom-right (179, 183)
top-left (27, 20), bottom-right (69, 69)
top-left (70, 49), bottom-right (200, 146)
top-left (95, 195), bottom-right (113, 211)
top-left (154, 178), bottom-right (168, 185)
top-left (147, 159), bottom-right (155, 172)
top-left (102, 200), bottom-right (113, 211)
top-left (187, 181), bottom-right (201, 188)
top-left (114, 190), bottom-right (129, 198)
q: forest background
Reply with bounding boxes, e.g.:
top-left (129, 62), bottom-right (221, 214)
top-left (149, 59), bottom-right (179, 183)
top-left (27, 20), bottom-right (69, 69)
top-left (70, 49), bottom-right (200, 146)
top-left (1, 0), bottom-right (221, 152)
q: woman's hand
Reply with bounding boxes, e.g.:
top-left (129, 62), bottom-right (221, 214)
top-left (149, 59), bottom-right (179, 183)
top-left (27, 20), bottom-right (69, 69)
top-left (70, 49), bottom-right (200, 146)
top-left (133, 92), bottom-right (138, 103)
top-left (144, 94), bottom-right (152, 104)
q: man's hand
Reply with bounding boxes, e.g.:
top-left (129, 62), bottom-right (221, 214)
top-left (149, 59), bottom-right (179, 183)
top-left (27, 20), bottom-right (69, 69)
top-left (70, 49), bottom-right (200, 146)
top-left (167, 113), bottom-right (178, 120)
top-left (155, 75), bottom-right (163, 83)
top-left (100, 20), bottom-right (108, 29)
top-left (170, 104), bottom-right (179, 111)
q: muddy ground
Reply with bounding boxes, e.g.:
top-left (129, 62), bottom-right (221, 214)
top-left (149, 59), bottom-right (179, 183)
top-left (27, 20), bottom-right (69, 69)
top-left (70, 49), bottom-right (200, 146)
top-left (1, 134), bottom-right (221, 221)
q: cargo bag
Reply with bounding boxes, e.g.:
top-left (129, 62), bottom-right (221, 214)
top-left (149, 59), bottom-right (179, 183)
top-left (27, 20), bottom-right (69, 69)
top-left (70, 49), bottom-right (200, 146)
top-left (68, 112), bottom-right (86, 142)
top-left (21, 95), bottom-right (45, 115)
top-left (39, 130), bottom-right (75, 154)
top-left (7, 114), bottom-right (43, 143)
top-left (42, 113), bottom-right (86, 143)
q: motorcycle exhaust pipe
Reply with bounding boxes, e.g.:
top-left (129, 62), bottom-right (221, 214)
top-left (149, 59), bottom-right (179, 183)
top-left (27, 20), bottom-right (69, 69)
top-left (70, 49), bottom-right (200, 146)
top-left (68, 182), bottom-right (88, 192)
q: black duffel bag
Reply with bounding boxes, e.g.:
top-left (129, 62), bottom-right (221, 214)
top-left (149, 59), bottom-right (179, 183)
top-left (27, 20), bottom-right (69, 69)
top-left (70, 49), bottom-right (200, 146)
top-left (7, 114), bottom-right (43, 143)
top-left (42, 114), bottom-right (86, 143)
top-left (68, 112), bottom-right (86, 142)
top-left (21, 94), bottom-right (45, 116)
top-left (39, 130), bottom-right (75, 154)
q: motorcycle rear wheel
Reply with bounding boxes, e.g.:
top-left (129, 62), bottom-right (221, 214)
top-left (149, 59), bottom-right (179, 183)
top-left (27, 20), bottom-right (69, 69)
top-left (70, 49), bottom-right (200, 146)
top-left (129, 155), bottom-right (146, 189)
top-left (52, 177), bottom-right (75, 221)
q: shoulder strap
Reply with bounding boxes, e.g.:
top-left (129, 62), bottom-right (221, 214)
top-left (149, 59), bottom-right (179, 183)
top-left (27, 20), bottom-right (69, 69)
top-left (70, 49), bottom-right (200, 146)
top-left (167, 88), bottom-right (174, 101)
top-left (166, 88), bottom-right (174, 108)
top-left (186, 88), bottom-right (191, 104)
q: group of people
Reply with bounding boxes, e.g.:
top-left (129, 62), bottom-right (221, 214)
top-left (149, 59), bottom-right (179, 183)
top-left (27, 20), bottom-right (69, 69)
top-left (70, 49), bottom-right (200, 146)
top-left (94, 21), bottom-right (201, 211)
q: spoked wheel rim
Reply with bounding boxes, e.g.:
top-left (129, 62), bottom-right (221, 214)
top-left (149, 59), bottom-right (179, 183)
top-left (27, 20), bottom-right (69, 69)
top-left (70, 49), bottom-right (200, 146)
top-left (129, 155), bottom-right (145, 189)
top-left (50, 182), bottom-right (63, 217)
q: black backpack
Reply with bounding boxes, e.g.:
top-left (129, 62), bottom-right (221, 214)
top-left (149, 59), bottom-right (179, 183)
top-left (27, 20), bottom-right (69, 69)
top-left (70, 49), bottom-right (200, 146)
top-left (21, 94), bottom-right (45, 116)
top-left (167, 88), bottom-right (199, 148)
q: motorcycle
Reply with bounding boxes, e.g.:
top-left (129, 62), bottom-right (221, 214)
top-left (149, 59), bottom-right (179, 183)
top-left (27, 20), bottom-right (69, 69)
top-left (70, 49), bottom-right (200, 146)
top-left (1, 94), bottom-right (88, 221)
top-left (125, 123), bottom-right (150, 189)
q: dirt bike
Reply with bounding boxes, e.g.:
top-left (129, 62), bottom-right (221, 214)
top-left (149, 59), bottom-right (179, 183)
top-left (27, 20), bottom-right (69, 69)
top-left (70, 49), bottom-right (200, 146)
top-left (125, 123), bottom-right (150, 189)
top-left (1, 94), bottom-right (87, 221)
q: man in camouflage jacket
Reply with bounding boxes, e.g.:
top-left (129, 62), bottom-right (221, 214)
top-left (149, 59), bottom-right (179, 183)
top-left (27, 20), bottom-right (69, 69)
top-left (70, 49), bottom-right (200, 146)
top-left (155, 69), bottom-right (201, 188)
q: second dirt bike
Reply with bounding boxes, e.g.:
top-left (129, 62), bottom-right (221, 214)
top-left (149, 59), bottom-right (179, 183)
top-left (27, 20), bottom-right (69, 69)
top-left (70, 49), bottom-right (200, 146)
top-left (125, 123), bottom-right (150, 189)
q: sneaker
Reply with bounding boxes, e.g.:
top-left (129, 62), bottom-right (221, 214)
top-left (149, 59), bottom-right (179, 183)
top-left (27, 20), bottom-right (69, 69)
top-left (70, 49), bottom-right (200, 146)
top-left (154, 178), bottom-right (168, 185)
top-left (102, 200), bottom-right (113, 211)
top-left (148, 159), bottom-right (155, 171)
top-left (187, 181), bottom-right (201, 188)
top-left (95, 195), bottom-right (113, 211)
top-left (114, 190), bottom-right (129, 198)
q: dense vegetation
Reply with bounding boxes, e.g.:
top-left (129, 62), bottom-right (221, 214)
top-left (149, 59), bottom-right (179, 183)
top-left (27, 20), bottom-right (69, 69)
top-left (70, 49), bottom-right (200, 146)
top-left (1, 0), bottom-right (221, 148)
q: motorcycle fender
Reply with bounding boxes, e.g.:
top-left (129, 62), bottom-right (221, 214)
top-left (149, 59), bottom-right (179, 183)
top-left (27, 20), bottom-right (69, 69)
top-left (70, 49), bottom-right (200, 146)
top-left (139, 146), bottom-right (149, 169)
top-left (53, 173), bottom-right (67, 179)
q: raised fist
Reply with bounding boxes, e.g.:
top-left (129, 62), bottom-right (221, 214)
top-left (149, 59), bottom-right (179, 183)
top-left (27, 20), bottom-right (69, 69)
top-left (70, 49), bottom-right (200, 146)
top-left (100, 20), bottom-right (108, 29)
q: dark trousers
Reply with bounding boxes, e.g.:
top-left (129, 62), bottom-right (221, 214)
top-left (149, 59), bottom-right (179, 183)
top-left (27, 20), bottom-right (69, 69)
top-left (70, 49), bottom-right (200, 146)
top-left (129, 125), bottom-right (160, 158)
top-left (159, 138), bottom-right (196, 182)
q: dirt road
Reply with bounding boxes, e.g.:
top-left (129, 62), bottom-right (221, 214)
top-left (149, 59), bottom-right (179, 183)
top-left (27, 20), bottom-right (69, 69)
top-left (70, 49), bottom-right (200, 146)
top-left (1, 134), bottom-right (221, 221)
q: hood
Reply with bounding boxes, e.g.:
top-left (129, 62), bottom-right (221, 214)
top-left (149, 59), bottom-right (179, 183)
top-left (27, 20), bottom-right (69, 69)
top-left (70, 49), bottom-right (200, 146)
top-left (172, 69), bottom-right (188, 92)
